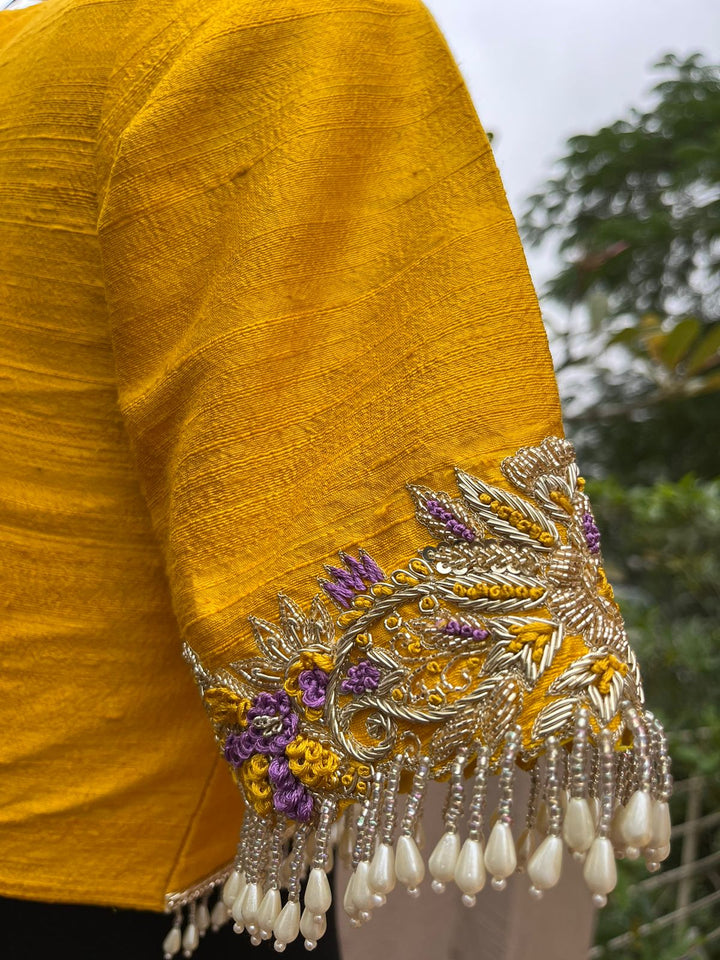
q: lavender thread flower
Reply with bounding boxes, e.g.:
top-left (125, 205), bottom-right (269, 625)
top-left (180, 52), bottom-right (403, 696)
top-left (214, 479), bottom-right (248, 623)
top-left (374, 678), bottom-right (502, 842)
top-left (223, 689), bottom-right (298, 764)
top-left (426, 498), bottom-right (476, 543)
top-left (268, 756), bottom-right (314, 821)
top-left (442, 618), bottom-right (489, 643)
top-left (340, 660), bottom-right (381, 695)
top-left (297, 667), bottom-right (329, 709)
top-left (582, 511), bottom-right (601, 555)
top-left (321, 549), bottom-right (386, 608)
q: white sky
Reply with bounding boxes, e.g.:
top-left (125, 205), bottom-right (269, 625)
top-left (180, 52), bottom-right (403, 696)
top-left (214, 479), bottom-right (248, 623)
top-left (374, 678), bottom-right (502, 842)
top-left (424, 0), bottom-right (720, 289)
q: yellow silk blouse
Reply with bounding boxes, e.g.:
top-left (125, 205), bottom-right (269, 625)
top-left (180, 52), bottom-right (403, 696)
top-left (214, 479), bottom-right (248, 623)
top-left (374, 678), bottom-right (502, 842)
top-left (0, 0), bottom-right (671, 951)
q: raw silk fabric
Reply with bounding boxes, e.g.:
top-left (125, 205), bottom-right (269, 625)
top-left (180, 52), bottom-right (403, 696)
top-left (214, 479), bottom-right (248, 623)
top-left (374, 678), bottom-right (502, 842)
top-left (0, 0), bottom-right (562, 911)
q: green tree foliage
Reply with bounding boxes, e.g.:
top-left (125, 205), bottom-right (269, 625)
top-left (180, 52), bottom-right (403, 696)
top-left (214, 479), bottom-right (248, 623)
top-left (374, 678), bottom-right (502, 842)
top-left (520, 52), bottom-right (720, 482)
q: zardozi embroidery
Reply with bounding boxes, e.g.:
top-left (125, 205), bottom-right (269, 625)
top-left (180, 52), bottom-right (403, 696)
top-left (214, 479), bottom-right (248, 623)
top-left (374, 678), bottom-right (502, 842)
top-left (164, 437), bottom-right (672, 956)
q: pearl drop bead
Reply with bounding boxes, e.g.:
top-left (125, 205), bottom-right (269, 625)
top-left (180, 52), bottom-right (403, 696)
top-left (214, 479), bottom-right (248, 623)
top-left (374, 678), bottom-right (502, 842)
top-left (257, 889), bottom-right (282, 940)
top-left (162, 926), bottom-right (181, 958)
top-left (274, 942), bottom-right (286, 953)
top-left (369, 843), bottom-right (396, 894)
top-left (650, 800), bottom-right (672, 849)
top-left (273, 900), bottom-right (300, 945)
top-left (583, 837), bottom-right (617, 896)
top-left (484, 821), bottom-right (517, 880)
top-left (461, 893), bottom-right (476, 908)
top-left (592, 893), bottom-right (607, 908)
top-left (527, 835), bottom-right (563, 891)
top-left (528, 886), bottom-right (543, 900)
top-left (250, 935), bottom-right (261, 946)
top-left (196, 902), bottom-right (210, 935)
top-left (515, 828), bottom-right (537, 872)
top-left (491, 878), bottom-right (507, 891)
top-left (232, 924), bottom-right (243, 934)
top-left (429, 831), bottom-right (461, 883)
top-left (656, 843), bottom-right (671, 862)
top-left (620, 790), bottom-right (652, 849)
top-left (563, 797), bottom-right (595, 853)
top-left (407, 887), bottom-right (421, 898)
top-left (454, 838), bottom-right (486, 895)
top-left (210, 900), bottom-right (229, 931)
top-left (431, 880), bottom-right (446, 894)
top-left (352, 861), bottom-right (375, 913)
top-left (242, 882), bottom-right (262, 932)
top-left (625, 846), bottom-right (640, 861)
top-left (181, 922), bottom-right (199, 956)
top-left (343, 874), bottom-right (358, 919)
top-left (305, 941), bottom-right (317, 951)
top-left (395, 835), bottom-right (426, 889)
top-left (300, 907), bottom-right (326, 944)
top-left (304, 868), bottom-right (332, 914)
top-left (371, 892), bottom-right (385, 908)
top-left (222, 870), bottom-right (243, 908)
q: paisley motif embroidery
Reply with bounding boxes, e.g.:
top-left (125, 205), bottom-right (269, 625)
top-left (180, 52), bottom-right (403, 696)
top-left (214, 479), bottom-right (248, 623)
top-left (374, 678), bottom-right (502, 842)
top-left (171, 437), bottom-right (673, 955)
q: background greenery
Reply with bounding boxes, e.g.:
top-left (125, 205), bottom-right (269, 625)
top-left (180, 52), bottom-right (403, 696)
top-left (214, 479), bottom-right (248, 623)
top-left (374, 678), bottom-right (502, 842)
top-left (521, 51), bottom-right (720, 958)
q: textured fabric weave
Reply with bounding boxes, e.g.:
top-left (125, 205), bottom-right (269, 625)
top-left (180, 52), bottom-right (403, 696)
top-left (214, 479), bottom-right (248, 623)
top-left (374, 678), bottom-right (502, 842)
top-left (0, 0), bottom-right (562, 912)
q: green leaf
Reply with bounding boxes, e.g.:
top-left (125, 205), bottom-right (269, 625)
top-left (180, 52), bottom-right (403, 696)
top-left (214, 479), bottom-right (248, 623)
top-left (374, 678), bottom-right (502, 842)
top-left (658, 317), bottom-right (701, 367)
top-left (685, 324), bottom-right (720, 374)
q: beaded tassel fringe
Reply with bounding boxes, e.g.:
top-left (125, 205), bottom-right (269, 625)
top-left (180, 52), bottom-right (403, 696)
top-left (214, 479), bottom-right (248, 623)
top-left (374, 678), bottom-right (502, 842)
top-left (163, 703), bottom-right (673, 956)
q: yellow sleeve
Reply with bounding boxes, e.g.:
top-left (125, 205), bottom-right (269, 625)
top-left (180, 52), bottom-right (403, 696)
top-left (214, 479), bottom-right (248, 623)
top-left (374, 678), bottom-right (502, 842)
top-left (96, 0), bottom-right (671, 952)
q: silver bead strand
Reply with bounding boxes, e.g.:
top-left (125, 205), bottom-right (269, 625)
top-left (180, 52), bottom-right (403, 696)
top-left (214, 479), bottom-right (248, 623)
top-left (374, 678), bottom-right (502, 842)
top-left (582, 729), bottom-right (618, 908)
top-left (562, 707), bottom-right (595, 860)
top-left (429, 747), bottom-right (469, 894)
top-left (485, 727), bottom-right (521, 891)
top-left (467, 746), bottom-right (491, 844)
top-left (527, 736), bottom-right (563, 900)
top-left (396, 756), bottom-right (431, 898)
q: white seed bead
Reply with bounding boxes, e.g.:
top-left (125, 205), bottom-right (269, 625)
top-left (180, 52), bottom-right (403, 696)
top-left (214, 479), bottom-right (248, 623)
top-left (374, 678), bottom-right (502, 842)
top-left (273, 900), bottom-right (301, 945)
top-left (484, 821), bottom-right (517, 880)
top-left (304, 868), bottom-right (332, 914)
top-left (527, 835), bottom-right (563, 892)
top-left (369, 842), bottom-right (396, 894)
top-left (429, 831), bottom-right (461, 883)
top-left (563, 797), bottom-right (595, 854)
top-left (583, 837), bottom-right (618, 896)
top-left (454, 838), bottom-right (486, 895)
top-left (620, 790), bottom-right (652, 849)
top-left (395, 835), bottom-right (426, 889)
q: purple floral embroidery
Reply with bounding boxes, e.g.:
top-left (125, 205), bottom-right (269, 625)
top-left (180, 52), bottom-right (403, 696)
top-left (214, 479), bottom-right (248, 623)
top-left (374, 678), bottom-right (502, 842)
top-left (322, 550), bottom-right (385, 609)
top-left (268, 756), bottom-right (314, 822)
top-left (297, 667), bottom-right (329, 709)
top-left (442, 619), bottom-right (489, 643)
top-left (223, 690), bottom-right (298, 764)
top-left (582, 511), bottom-right (601, 555)
top-left (341, 660), bottom-right (381, 695)
top-left (426, 498), bottom-right (476, 543)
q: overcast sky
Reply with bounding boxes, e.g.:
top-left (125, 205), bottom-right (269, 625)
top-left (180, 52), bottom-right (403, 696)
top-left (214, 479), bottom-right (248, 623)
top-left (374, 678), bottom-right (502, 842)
top-left (424, 0), bottom-right (720, 288)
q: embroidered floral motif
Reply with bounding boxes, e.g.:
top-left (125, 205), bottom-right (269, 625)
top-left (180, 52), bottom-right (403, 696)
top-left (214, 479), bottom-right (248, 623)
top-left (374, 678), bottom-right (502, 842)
top-left (186, 436), bottom-right (646, 821)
